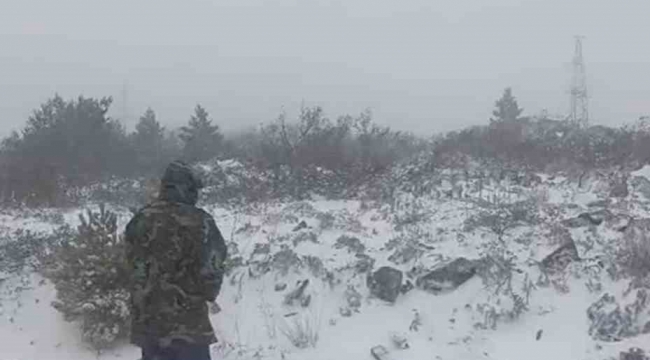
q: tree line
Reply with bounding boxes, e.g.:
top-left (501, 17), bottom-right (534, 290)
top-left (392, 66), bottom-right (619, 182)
top-left (1, 89), bottom-right (648, 206)
top-left (0, 96), bottom-right (226, 205)
top-left (435, 87), bottom-right (650, 174)
top-left (0, 94), bottom-right (422, 206)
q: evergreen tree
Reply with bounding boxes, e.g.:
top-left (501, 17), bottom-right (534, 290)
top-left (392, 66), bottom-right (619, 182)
top-left (490, 88), bottom-right (524, 123)
top-left (0, 94), bottom-right (131, 204)
top-left (179, 105), bottom-right (223, 163)
top-left (41, 205), bottom-right (130, 349)
top-left (133, 108), bottom-right (165, 174)
top-left (487, 88), bottom-right (526, 163)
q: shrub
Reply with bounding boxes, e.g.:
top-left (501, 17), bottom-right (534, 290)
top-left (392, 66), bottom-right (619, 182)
top-left (464, 197), bottom-right (539, 243)
top-left (0, 226), bottom-right (72, 275)
top-left (40, 205), bottom-right (130, 350)
top-left (0, 227), bottom-right (72, 308)
top-left (280, 313), bottom-right (320, 349)
top-left (85, 178), bottom-right (154, 209)
top-left (199, 159), bottom-right (273, 207)
top-left (334, 235), bottom-right (366, 254)
top-left (472, 241), bottom-right (534, 330)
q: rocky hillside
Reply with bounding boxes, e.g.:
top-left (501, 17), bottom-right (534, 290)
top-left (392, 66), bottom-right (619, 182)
top-left (2, 164), bottom-right (650, 360)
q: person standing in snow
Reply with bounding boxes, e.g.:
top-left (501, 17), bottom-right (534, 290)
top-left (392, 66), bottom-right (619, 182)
top-left (125, 161), bottom-right (228, 360)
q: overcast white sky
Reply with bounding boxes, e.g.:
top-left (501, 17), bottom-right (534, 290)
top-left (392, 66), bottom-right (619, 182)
top-left (1, 0), bottom-right (650, 135)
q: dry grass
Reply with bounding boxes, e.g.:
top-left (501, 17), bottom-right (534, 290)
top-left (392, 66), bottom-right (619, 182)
top-left (279, 313), bottom-right (320, 349)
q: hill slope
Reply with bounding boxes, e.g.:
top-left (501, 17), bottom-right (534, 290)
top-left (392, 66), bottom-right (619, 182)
top-left (2, 166), bottom-right (650, 360)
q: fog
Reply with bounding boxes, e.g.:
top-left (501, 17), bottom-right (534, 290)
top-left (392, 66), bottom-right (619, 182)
top-left (1, 0), bottom-right (650, 135)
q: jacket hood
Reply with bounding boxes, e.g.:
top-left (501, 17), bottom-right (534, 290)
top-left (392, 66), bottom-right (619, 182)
top-left (158, 161), bottom-right (203, 205)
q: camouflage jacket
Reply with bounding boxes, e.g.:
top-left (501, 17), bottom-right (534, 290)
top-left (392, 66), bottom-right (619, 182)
top-left (124, 185), bottom-right (227, 347)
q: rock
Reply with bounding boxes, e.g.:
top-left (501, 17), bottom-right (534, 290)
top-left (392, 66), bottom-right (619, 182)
top-left (275, 283), bottom-right (287, 292)
top-left (620, 348), bottom-right (649, 360)
top-left (367, 266), bottom-right (403, 303)
top-left (371, 345), bottom-right (393, 360)
top-left (562, 210), bottom-right (612, 228)
top-left (339, 307), bottom-right (353, 317)
top-left (390, 333), bottom-right (409, 349)
top-left (292, 220), bottom-right (308, 232)
top-left (611, 181), bottom-right (629, 198)
top-left (541, 240), bottom-right (580, 273)
top-left (587, 199), bottom-right (611, 208)
top-left (587, 289), bottom-right (650, 342)
top-left (584, 209), bottom-right (612, 225)
top-left (416, 258), bottom-right (477, 294)
top-left (535, 329), bottom-right (543, 341)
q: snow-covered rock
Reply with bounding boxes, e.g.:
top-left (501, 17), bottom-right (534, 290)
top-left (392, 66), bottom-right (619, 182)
top-left (541, 240), bottom-right (580, 273)
top-left (415, 257), bottom-right (478, 294)
top-left (367, 267), bottom-right (403, 303)
top-left (611, 182), bottom-right (630, 198)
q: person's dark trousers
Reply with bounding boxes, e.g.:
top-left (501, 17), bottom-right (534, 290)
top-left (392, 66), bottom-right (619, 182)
top-left (141, 340), bottom-right (211, 360)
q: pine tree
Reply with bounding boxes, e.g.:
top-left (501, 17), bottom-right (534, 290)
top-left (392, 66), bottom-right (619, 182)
top-left (490, 88), bottom-right (524, 123)
top-left (41, 205), bottom-right (130, 350)
top-left (179, 105), bottom-right (223, 163)
top-left (487, 88), bottom-right (527, 162)
top-left (135, 108), bottom-right (164, 144)
top-left (133, 108), bottom-right (165, 174)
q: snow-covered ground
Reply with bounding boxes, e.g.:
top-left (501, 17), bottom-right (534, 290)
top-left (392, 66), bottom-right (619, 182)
top-left (2, 167), bottom-right (650, 360)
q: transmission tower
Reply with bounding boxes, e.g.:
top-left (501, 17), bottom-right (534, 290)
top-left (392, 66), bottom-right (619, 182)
top-left (570, 36), bottom-right (589, 127)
